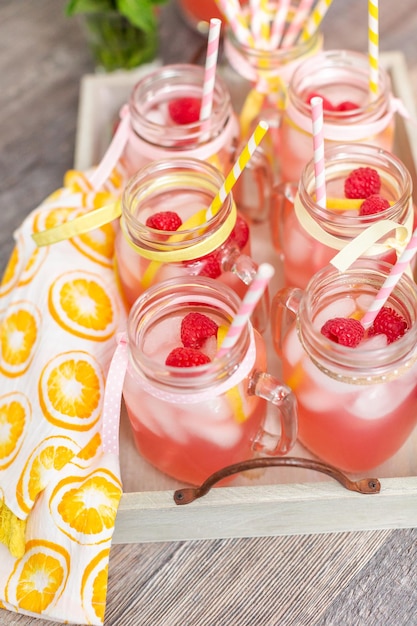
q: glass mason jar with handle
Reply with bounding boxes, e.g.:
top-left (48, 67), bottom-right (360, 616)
top-left (271, 259), bottom-right (417, 473)
top-left (115, 157), bottom-right (270, 331)
top-left (123, 63), bottom-right (239, 179)
top-left (277, 49), bottom-right (398, 183)
top-left (271, 143), bottom-right (415, 290)
top-left (123, 276), bottom-right (298, 485)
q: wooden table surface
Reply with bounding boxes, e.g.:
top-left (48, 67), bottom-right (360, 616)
top-left (1, 1), bottom-right (417, 624)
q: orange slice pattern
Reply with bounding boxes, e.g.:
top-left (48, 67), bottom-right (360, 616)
top-left (32, 206), bottom-right (76, 234)
top-left (75, 432), bottom-right (102, 465)
top-left (0, 301), bottom-right (41, 378)
top-left (0, 235), bottom-right (25, 298)
top-left (49, 469), bottom-right (122, 545)
top-left (70, 218), bottom-right (116, 268)
top-left (48, 271), bottom-right (117, 342)
top-left (18, 246), bottom-right (49, 287)
top-left (0, 392), bottom-right (30, 470)
top-left (38, 351), bottom-right (104, 431)
top-left (5, 539), bottom-right (70, 613)
top-left (16, 436), bottom-right (81, 515)
top-left (81, 549), bottom-right (110, 623)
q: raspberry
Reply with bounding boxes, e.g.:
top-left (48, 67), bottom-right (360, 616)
top-left (344, 167), bottom-right (381, 199)
top-left (145, 211), bottom-right (182, 231)
top-left (181, 312), bottom-right (218, 349)
top-left (306, 91), bottom-right (335, 112)
top-left (165, 346), bottom-right (211, 367)
top-left (183, 252), bottom-right (222, 279)
top-left (227, 215), bottom-right (250, 250)
top-left (359, 194), bottom-right (390, 216)
top-left (168, 97), bottom-right (202, 125)
top-left (336, 101), bottom-right (359, 111)
top-left (368, 306), bottom-right (408, 344)
top-left (321, 317), bottom-right (365, 347)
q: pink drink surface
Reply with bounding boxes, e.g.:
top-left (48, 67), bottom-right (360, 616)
top-left (116, 189), bottom-right (252, 307)
top-left (123, 311), bottom-right (266, 484)
top-left (278, 85), bottom-right (395, 183)
top-left (282, 171), bottom-right (399, 290)
top-left (282, 296), bottom-right (417, 472)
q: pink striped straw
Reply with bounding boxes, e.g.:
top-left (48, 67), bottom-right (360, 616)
top-left (310, 96), bottom-right (326, 208)
top-left (360, 228), bottom-right (417, 329)
top-left (216, 263), bottom-right (275, 358)
top-left (216, 0), bottom-right (254, 47)
top-left (249, 0), bottom-right (262, 44)
top-left (200, 18), bottom-right (222, 122)
top-left (282, 0), bottom-right (315, 47)
top-left (270, 0), bottom-right (292, 49)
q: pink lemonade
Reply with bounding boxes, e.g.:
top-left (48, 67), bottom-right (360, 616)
top-left (282, 296), bottom-right (417, 472)
top-left (122, 273), bottom-right (286, 485)
top-left (124, 311), bottom-right (266, 485)
top-left (275, 144), bottom-right (414, 290)
top-left (124, 64), bottom-right (238, 178)
top-left (116, 186), bottom-right (252, 308)
top-left (272, 260), bottom-right (417, 473)
top-left (277, 50), bottom-right (396, 183)
top-left (116, 159), bottom-right (255, 310)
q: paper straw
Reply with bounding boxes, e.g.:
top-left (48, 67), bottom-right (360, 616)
top-left (270, 0), bottom-right (292, 49)
top-left (360, 228), bottom-right (417, 329)
top-left (216, 263), bottom-right (275, 357)
top-left (206, 119), bottom-right (269, 219)
top-left (301, 0), bottom-right (334, 41)
top-left (310, 96), bottom-right (326, 208)
top-left (249, 0), bottom-right (262, 44)
top-left (281, 0), bottom-right (315, 47)
top-left (368, 0), bottom-right (379, 100)
top-left (215, 0), bottom-right (254, 47)
top-left (200, 18), bottom-right (222, 122)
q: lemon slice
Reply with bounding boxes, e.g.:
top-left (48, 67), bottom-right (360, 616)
top-left (217, 325), bottom-right (247, 423)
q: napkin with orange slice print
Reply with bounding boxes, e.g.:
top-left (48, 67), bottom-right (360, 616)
top-left (0, 166), bottom-right (127, 624)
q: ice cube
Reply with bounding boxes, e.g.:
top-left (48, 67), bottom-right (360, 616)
top-left (314, 297), bottom-right (357, 330)
top-left (143, 315), bottom-right (182, 360)
top-left (146, 107), bottom-right (166, 125)
top-left (144, 395), bottom-right (190, 443)
top-left (303, 355), bottom-right (352, 396)
top-left (182, 397), bottom-right (241, 448)
top-left (356, 293), bottom-right (375, 312)
top-left (283, 326), bottom-right (304, 367)
top-left (359, 334), bottom-right (388, 350)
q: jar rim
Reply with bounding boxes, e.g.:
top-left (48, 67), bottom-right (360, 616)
top-left (127, 276), bottom-right (251, 391)
top-left (297, 259), bottom-right (417, 383)
top-left (121, 157), bottom-right (234, 254)
top-left (129, 63), bottom-right (233, 146)
top-left (288, 48), bottom-right (392, 123)
top-left (299, 142), bottom-right (413, 231)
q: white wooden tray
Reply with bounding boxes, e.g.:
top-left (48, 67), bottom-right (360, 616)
top-left (75, 52), bottom-right (417, 543)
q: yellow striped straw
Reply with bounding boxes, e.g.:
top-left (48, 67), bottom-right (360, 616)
top-left (301, 0), bottom-right (334, 41)
top-left (368, 0), bottom-right (379, 100)
top-left (206, 120), bottom-right (269, 220)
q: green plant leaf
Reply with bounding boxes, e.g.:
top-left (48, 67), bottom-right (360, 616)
top-left (116, 0), bottom-right (157, 32)
top-left (65, 0), bottom-right (115, 16)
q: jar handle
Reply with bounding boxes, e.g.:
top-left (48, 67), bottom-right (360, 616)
top-left (232, 149), bottom-right (275, 223)
top-left (270, 181), bottom-right (298, 254)
top-left (270, 286), bottom-right (303, 357)
top-left (249, 370), bottom-right (298, 456)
